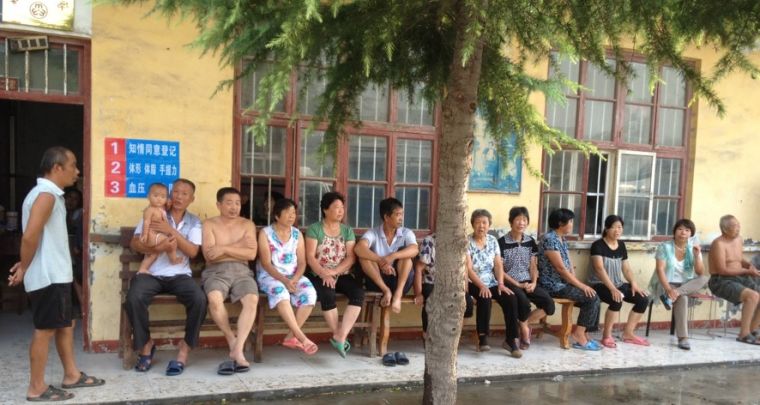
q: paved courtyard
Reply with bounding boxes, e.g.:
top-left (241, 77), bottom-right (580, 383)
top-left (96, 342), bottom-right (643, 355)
top-left (1, 311), bottom-right (758, 404)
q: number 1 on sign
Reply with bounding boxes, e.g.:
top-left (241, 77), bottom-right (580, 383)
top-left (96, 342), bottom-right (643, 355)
top-left (111, 141), bottom-right (119, 154)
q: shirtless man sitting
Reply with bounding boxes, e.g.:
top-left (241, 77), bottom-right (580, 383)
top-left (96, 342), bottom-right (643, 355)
top-left (202, 187), bottom-right (259, 374)
top-left (708, 215), bottom-right (760, 345)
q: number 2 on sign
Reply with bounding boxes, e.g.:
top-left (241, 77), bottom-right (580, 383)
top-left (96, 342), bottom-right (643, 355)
top-left (111, 161), bottom-right (121, 174)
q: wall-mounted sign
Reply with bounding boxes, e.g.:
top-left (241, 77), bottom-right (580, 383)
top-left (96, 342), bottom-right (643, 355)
top-left (105, 138), bottom-right (180, 198)
top-left (2, 0), bottom-right (75, 31)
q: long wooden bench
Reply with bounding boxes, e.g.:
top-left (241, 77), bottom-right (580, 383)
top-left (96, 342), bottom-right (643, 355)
top-left (118, 227), bottom-right (382, 369)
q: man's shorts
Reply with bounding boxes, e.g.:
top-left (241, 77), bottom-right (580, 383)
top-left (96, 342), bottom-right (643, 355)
top-left (202, 261), bottom-right (258, 303)
top-left (29, 283), bottom-right (73, 330)
top-left (709, 275), bottom-right (760, 305)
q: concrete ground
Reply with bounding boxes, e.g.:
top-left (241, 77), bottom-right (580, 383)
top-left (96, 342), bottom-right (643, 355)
top-left (1, 311), bottom-right (759, 404)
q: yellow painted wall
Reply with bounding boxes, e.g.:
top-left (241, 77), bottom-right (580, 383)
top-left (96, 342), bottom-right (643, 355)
top-left (688, 48), bottom-right (760, 242)
top-left (88, 3), bottom-right (234, 342)
top-left (84, 9), bottom-right (760, 345)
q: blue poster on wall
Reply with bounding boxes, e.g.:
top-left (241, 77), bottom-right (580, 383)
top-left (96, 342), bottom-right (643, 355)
top-left (105, 138), bottom-right (180, 198)
top-left (468, 129), bottom-right (522, 193)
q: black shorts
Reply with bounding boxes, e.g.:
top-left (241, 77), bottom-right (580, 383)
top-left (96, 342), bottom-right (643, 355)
top-left (29, 283), bottom-right (73, 330)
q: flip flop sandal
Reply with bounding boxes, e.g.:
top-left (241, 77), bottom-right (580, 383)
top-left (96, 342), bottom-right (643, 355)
top-left (235, 362), bottom-right (250, 373)
top-left (134, 345), bottom-right (156, 372)
top-left (600, 336), bottom-right (617, 349)
top-left (302, 341), bottom-right (319, 356)
top-left (736, 334), bottom-right (760, 345)
top-left (382, 353), bottom-right (397, 367)
top-left (282, 337), bottom-right (304, 350)
top-left (571, 341), bottom-right (602, 351)
top-left (165, 360), bottom-right (185, 376)
top-left (623, 336), bottom-right (651, 346)
top-left (217, 360), bottom-right (236, 376)
top-left (394, 352), bottom-right (410, 365)
top-left (27, 385), bottom-right (74, 402)
top-left (330, 338), bottom-right (347, 358)
top-left (344, 340), bottom-right (351, 354)
top-left (61, 371), bottom-right (106, 388)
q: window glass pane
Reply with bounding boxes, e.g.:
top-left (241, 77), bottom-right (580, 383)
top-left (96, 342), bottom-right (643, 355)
top-left (241, 126), bottom-right (287, 175)
top-left (618, 154), bottom-right (653, 195)
top-left (28, 50), bottom-right (45, 91)
top-left (654, 158), bottom-right (681, 197)
top-left (48, 48), bottom-right (65, 93)
top-left (66, 49), bottom-right (79, 93)
top-left (544, 150), bottom-right (585, 192)
top-left (622, 105), bottom-right (652, 145)
top-left (583, 100), bottom-right (614, 141)
top-left (349, 135), bottom-right (387, 181)
top-left (656, 108), bottom-right (685, 147)
top-left (585, 154), bottom-right (608, 238)
top-left (397, 186), bottom-right (430, 230)
top-left (348, 184), bottom-right (384, 228)
top-left (617, 153), bottom-right (654, 238)
top-left (299, 181), bottom-right (333, 227)
top-left (618, 197), bottom-right (651, 237)
top-left (297, 69), bottom-right (327, 115)
top-left (356, 83), bottom-right (389, 122)
top-left (397, 84), bottom-right (434, 126)
top-left (653, 199), bottom-right (678, 236)
top-left (586, 60), bottom-right (616, 99)
top-left (396, 139), bottom-right (432, 183)
top-left (9, 50), bottom-right (25, 90)
top-left (660, 66), bottom-right (686, 107)
top-left (546, 99), bottom-right (578, 137)
top-left (549, 55), bottom-right (580, 95)
top-left (241, 61), bottom-right (285, 112)
top-left (300, 130), bottom-right (334, 178)
top-left (626, 62), bottom-right (653, 103)
top-left (542, 193), bottom-right (581, 235)
top-left (243, 177), bottom-right (286, 226)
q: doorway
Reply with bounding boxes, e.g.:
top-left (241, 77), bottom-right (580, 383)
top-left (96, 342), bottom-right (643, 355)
top-left (0, 99), bottom-right (85, 320)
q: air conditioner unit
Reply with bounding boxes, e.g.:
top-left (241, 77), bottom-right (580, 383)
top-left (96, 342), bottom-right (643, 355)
top-left (8, 36), bottom-right (49, 52)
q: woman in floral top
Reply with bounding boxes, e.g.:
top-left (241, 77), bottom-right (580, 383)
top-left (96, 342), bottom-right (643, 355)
top-left (305, 192), bottom-right (363, 358)
top-left (538, 208), bottom-right (601, 351)
top-left (466, 209), bottom-right (523, 358)
top-left (257, 198), bottom-right (318, 355)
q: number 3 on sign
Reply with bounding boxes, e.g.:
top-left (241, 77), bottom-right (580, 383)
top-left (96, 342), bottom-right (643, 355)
top-left (110, 181), bottom-right (120, 194)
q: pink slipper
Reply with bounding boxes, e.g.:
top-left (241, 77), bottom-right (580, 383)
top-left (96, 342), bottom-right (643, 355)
top-left (600, 336), bottom-right (617, 348)
top-left (282, 337), bottom-right (304, 350)
top-left (302, 341), bottom-right (318, 356)
top-left (623, 336), bottom-right (650, 346)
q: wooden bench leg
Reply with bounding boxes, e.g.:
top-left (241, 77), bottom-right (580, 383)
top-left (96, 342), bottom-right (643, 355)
top-left (120, 305), bottom-right (136, 370)
top-left (368, 297), bottom-right (380, 357)
top-left (559, 302), bottom-right (573, 349)
top-left (379, 306), bottom-right (390, 356)
top-left (252, 303), bottom-right (265, 363)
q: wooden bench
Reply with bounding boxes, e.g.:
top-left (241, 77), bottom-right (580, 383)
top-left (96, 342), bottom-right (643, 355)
top-left (534, 298), bottom-right (575, 349)
top-left (118, 227), bottom-right (382, 369)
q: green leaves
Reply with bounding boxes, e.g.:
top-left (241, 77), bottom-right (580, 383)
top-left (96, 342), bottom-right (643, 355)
top-left (111, 0), bottom-right (760, 162)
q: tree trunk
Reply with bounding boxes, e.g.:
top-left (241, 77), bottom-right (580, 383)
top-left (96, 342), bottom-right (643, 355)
top-left (423, 2), bottom-right (485, 404)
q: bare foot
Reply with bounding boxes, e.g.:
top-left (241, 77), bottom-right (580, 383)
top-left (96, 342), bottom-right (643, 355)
top-left (391, 296), bottom-right (402, 314)
top-left (380, 290), bottom-right (392, 307)
top-left (230, 349), bottom-right (250, 368)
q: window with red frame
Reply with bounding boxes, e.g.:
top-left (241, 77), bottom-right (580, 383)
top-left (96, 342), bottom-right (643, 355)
top-left (236, 61), bottom-right (437, 232)
top-left (542, 54), bottom-right (692, 240)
